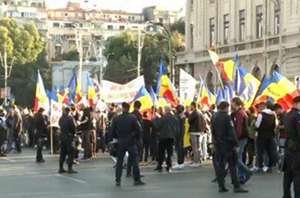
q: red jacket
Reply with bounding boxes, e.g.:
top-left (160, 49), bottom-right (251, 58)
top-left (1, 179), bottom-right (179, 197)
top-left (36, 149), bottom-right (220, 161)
top-left (231, 108), bottom-right (248, 140)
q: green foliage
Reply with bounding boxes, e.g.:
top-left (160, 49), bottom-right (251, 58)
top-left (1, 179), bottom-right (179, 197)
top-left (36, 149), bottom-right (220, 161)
top-left (0, 18), bottom-right (46, 107)
top-left (103, 30), bottom-right (185, 86)
top-left (170, 18), bottom-right (185, 35)
top-left (62, 50), bottom-right (79, 61)
top-left (0, 18), bottom-right (44, 65)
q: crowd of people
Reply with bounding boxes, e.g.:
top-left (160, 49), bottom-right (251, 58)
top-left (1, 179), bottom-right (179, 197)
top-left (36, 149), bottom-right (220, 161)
top-left (1, 96), bottom-right (300, 197)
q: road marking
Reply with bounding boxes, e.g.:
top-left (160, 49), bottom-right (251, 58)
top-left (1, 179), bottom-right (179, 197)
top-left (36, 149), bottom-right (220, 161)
top-left (55, 174), bottom-right (87, 184)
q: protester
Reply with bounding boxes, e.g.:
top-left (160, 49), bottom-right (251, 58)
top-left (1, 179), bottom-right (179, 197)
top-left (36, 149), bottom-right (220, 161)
top-left (0, 108), bottom-right (7, 156)
top-left (34, 108), bottom-right (48, 163)
top-left (127, 101), bottom-right (143, 177)
top-left (188, 102), bottom-right (206, 166)
top-left (281, 96), bottom-right (300, 198)
top-left (112, 102), bottom-right (145, 187)
top-left (58, 107), bottom-right (77, 174)
top-left (141, 112), bottom-right (152, 163)
top-left (255, 102), bottom-right (278, 173)
top-left (173, 105), bottom-right (186, 170)
top-left (231, 97), bottom-right (252, 184)
top-left (246, 107), bottom-right (257, 168)
top-left (153, 106), bottom-right (178, 172)
top-left (211, 101), bottom-right (248, 193)
top-left (78, 106), bottom-right (94, 160)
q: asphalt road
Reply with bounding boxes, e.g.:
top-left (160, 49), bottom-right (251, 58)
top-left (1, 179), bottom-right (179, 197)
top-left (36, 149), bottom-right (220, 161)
top-left (0, 149), bottom-right (284, 198)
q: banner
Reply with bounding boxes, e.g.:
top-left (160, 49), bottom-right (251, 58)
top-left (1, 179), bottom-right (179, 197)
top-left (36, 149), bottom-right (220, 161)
top-left (179, 69), bottom-right (197, 103)
top-left (101, 76), bottom-right (145, 103)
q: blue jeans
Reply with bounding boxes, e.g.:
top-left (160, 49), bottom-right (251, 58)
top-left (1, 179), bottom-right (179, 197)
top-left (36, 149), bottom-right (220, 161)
top-left (237, 139), bottom-right (251, 177)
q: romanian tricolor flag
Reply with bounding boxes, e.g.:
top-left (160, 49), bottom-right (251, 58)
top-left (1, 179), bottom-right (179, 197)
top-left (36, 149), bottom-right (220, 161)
top-left (255, 71), bottom-right (298, 110)
top-left (133, 86), bottom-right (153, 112)
top-left (234, 67), bottom-right (261, 108)
top-left (34, 70), bottom-right (49, 112)
top-left (76, 76), bottom-right (83, 103)
top-left (216, 85), bottom-right (235, 105)
top-left (197, 80), bottom-right (216, 108)
top-left (87, 74), bottom-right (97, 107)
top-left (208, 50), bottom-right (235, 82)
top-left (156, 61), bottom-right (178, 106)
top-left (68, 70), bottom-right (77, 103)
top-left (219, 60), bottom-right (235, 82)
top-left (57, 88), bottom-right (70, 105)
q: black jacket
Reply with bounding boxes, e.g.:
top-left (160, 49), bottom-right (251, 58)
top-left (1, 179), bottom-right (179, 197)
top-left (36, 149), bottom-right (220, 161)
top-left (285, 108), bottom-right (300, 151)
top-left (188, 110), bottom-right (206, 133)
top-left (153, 112), bottom-right (179, 140)
top-left (112, 112), bottom-right (142, 147)
top-left (34, 112), bottom-right (48, 138)
top-left (211, 111), bottom-right (238, 152)
top-left (59, 113), bottom-right (76, 141)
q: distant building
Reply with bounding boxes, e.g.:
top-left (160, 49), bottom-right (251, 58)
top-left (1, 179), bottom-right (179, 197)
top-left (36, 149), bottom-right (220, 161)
top-left (176, 0), bottom-right (300, 85)
top-left (46, 1), bottom-right (145, 61)
top-left (51, 60), bottom-right (99, 92)
top-left (143, 6), bottom-right (179, 24)
top-left (0, 0), bottom-right (47, 32)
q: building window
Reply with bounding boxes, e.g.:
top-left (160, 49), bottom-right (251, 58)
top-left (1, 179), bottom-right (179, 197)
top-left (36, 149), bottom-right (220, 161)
top-left (107, 25), bottom-right (113, 30)
top-left (256, 5), bottom-right (263, 39)
top-left (239, 10), bottom-right (246, 41)
top-left (119, 26), bottom-right (125, 30)
top-left (274, 5), bottom-right (280, 35)
top-left (65, 13), bottom-right (68, 17)
top-left (223, 14), bottom-right (230, 44)
top-left (209, 17), bottom-right (215, 47)
top-left (190, 24), bottom-right (194, 49)
top-left (53, 23), bottom-right (60, 27)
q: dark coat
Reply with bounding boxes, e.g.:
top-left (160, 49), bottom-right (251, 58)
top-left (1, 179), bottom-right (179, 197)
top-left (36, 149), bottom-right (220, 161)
top-left (285, 108), bottom-right (300, 152)
top-left (111, 112), bottom-right (142, 147)
top-left (59, 113), bottom-right (76, 141)
top-left (211, 111), bottom-right (238, 152)
top-left (34, 112), bottom-right (48, 138)
top-left (188, 110), bottom-right (206, 133)
top-left (153, 112), bottom-right (179, 140)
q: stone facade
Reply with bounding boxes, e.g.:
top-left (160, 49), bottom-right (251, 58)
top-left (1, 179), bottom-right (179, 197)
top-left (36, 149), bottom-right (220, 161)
top-left (177, 0), bottom-right (300, 84)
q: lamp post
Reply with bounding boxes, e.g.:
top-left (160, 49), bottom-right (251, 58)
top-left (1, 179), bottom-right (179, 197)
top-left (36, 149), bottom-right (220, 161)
top-left (151, 22), bottom-right (173, 82)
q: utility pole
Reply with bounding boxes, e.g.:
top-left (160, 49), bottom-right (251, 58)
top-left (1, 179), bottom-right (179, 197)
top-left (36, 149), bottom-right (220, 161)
top-left (4, 47), bottom-right (7, 105)
top-left (263, 0), bottom-right (268, 75)
top-left (137, 26), bottom-right (142, 77)
top-left (75, 29), bottom-right (83, 92)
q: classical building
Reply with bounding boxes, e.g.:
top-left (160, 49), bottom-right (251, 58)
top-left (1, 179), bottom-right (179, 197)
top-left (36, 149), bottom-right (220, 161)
top-left (0, 0), bottom-right (47, 31)
top-left (176, 0), bottom-right (300, 84)
top-left (47, 1), bottom-right (145, 61)
top-left (143, 6), bottom-right (179, 24)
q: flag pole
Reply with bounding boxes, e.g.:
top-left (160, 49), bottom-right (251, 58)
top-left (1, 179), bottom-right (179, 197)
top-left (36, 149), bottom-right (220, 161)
top-left (250, 74), bottom-right (266, 107)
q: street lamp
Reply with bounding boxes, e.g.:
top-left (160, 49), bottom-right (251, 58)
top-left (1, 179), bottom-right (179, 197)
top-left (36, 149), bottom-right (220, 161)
top-left (149, 22), bottom-right (173, 82)
top-left (137, 21), bottom-right (153, 77)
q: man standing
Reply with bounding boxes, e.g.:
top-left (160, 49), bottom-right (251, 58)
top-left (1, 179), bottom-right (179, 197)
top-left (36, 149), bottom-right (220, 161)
top-left (112, 102), bottom-right (145, 187)
top-left (211, 101), bottom-right (248, 193)
top-left (173, 105), bottom-right (186, 169)
top-left (153, 106), bottom-right (178, 172)
top-left (78, 107), bottom-right (94, 160)
top-left (34, 108), bottom-right (48, 163)
top-left (231, 97), bottom-right (252, 183)
top-left (282, 96), bottom-right (300, 198)
top-left (12, 106), bottom-right (22, 153)
top-left (188, 102), bottom-right (206, 166)
top-left (58, 107), bottom-right (77, 174)
top-left (255, 102), bottom-right (278, 173)
top-left (127, 101), bottom-right (143, 177)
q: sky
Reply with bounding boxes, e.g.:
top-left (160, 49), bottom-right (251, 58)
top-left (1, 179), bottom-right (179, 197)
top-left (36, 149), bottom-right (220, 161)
top-left (46, 0), bottom-right (185, 13)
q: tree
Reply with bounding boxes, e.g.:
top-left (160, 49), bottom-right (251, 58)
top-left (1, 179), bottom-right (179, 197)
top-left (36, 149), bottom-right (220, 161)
top-left (0, 18), bottom-right (45, 106)
top-left (170, 18), bottom-right (185, 35)
top-left (103, 30), bottom-right (185, 87)
top-left (0, 18), bottom-right (44, 65)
